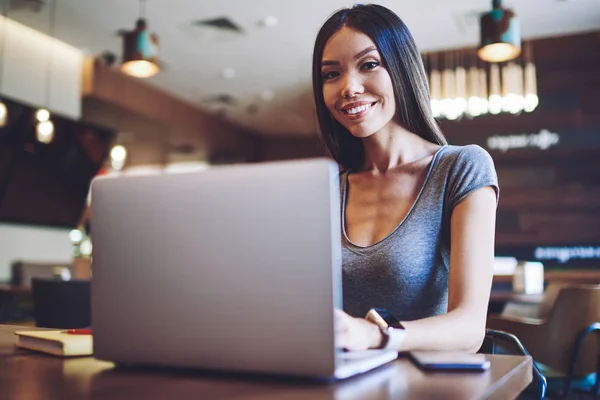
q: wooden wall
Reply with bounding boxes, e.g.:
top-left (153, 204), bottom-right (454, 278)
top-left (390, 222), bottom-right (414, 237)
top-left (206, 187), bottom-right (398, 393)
top-left (441, 31), bottom-right (600, 247)
top-left (256, 136), bottom-right (326, 162)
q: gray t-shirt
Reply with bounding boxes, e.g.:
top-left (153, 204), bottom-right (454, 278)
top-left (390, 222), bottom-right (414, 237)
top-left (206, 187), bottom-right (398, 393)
top-left (340, 145), bottom-right (499, 321)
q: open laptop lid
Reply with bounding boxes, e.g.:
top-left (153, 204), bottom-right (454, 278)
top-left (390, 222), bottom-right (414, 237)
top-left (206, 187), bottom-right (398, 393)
top-left (91, 158), bottom-right (343, 377)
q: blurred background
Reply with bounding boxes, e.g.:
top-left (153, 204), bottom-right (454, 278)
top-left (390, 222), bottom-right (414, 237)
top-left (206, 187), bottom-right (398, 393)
top-left (0, 0), bottom-right (599, 327)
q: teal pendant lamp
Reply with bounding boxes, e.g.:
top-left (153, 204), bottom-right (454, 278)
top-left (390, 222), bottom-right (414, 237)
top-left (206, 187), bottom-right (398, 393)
top-left (478, 0), bottom-right (521, 63)
top-left (120, 0), bottom-right (160, 78)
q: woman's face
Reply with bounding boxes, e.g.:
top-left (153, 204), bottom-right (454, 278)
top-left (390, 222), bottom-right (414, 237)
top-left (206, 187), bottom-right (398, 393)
top-left (321, 27), bottom-right (397, 139)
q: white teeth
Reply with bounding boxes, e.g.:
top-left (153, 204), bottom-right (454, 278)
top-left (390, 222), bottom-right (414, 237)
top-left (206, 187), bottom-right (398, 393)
top-left (345, 103), bottom-right (372, 115)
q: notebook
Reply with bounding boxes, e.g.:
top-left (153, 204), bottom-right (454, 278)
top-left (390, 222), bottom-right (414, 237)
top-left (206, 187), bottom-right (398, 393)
top-left (14, 330), bottom-right (93, 357)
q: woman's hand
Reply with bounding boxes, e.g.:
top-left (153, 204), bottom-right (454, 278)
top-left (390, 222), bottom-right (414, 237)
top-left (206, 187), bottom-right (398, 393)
top-left (335, 309), bottom-right (382, 351)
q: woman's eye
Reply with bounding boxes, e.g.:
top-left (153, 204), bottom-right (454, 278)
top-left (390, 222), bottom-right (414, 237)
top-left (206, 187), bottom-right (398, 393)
top-left (322, 71), bottom-right (339, 80)
top-left (361, 61), bottom-right (379, 70)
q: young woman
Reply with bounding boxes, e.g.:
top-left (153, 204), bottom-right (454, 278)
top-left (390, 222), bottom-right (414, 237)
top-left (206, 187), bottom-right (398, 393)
top-left (312, 4), bottom-right (499, 352)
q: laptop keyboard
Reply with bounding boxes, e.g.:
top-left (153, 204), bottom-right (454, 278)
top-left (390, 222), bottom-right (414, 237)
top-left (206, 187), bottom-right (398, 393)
top-left (341, 350), bottom-right (388, 361)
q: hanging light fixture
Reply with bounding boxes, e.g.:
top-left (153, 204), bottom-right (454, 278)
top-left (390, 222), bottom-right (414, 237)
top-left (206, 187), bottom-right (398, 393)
top-left (501, 63), bottom-right (513, 113)
top-left (110, 144), bottom-right (128, 171)
top-left (467, 63), bottom-right (482, 117)
top-left (36, 0), bottom-right (56, 144)
top-left (441, 52), bottom-right (459, 120)
top-left (523, 42), bottom-right (539, 112)
top-left (511, 62), bottom-right (525, 114)
top-left (0, 101), bottom-right (6, 127)
top-left (427, 41), bottom-right (537, 120)
top-left (478, 0), bottom-right (521, 63)
top-left (120, 0), bottom-right (160, 78)
top-left (488, 63), bottom-right (503, 114)
top-left (428, 54), bottom-right (442, 118)
top-left (0, 0), bottom-right (9, 127)
top-left (36, 108), bottom-right (54, 143)
top-left (454, 50), bottom-right (468, 118)
top-left (478, 65), bottom-right (489, 115)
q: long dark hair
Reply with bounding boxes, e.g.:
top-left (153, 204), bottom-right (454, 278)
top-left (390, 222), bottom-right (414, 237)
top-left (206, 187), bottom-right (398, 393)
top-left (312, 4), bottom-right (447, 171)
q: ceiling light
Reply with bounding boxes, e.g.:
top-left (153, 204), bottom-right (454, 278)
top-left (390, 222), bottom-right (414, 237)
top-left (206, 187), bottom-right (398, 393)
top-left (36, 108), bottom-right (50, 122)
top-left (260, 90), bottom-right (275, 102)
top-left (0, 101), bottom-right (7, 127)
top-left (111, 145), bottom-right (127, 162)
top-left (120, 1), bottom-right (160, 78)
top-left (36, 120), bottom-right (54, 144)
top-left (69, 229), bottom-right (83, 243)
top-left (260, 16), bottom-right (278, 27)
top-left (478, 0), bottom-right (521, 63)
top-left (110, 145), bottom-right (128, 171)
top-left (0, 4), bottom-right (7, 127)
top-left (221, 68), bottom-right (235, 79)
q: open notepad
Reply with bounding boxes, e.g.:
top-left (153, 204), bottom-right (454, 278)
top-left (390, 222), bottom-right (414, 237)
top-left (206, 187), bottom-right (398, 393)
top-left (14, 330), bottom-right (93, 357)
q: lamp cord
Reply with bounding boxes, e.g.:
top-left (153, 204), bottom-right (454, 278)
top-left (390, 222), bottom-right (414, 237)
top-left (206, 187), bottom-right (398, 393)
top-left (139, 0), bottom-right (146, 19)
top-left (44, 0), bottom-right (57, 110)
top-left (0, 0), bottom-right (9, 96)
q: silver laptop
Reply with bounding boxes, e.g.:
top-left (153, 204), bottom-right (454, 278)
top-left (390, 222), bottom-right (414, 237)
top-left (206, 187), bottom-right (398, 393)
top-left (91, 158), bottom-right (397, 379)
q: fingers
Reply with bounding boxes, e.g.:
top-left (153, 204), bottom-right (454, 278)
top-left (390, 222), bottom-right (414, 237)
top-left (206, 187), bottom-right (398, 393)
top-left (334, 311), bottom-right (371, 351)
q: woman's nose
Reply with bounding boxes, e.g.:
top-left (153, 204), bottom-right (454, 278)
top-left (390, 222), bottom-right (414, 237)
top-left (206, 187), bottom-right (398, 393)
top-left (340, 73), bottom-right (364, 99)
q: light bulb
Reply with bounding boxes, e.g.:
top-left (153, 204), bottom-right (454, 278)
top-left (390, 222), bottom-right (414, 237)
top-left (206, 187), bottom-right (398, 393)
top-left (430, 99), bottom-right (442, 118)
top-left (36, 120), bottom-right (54, 144)
top-left (0, 102), bottom-right (7, 127)
top-left (36, 108), bottom-right (50, 122)
top-left (110, 145), bottom-right (127, 162)
top-left (468, 97), bottom-right (482, 117)
top-left (121, 60), bottom-right (160, 78)
top-left (524, 62), bottom-right (538, 112)
top-left (69, 229), bottom-right (83, 243)
top-left (488, 64), bottom-right (502, 114)
top-left (524, 94), bottom-right (539, 112)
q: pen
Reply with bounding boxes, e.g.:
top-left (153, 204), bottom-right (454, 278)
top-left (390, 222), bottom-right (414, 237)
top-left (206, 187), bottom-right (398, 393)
top-left (62, 329), bottom-right (93, 335)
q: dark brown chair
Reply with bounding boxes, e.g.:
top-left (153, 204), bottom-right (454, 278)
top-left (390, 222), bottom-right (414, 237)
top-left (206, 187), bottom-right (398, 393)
top-left (487, 284), bottom-right (600, 397)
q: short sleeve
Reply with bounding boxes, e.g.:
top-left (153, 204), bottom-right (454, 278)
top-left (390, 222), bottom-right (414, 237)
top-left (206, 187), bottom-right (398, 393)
top-left (447, 145), bottom-right (499, 209)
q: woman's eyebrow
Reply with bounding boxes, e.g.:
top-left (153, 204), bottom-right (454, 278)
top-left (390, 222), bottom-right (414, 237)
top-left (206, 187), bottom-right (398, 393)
top-left (321, 46), bottom-right (377, 67)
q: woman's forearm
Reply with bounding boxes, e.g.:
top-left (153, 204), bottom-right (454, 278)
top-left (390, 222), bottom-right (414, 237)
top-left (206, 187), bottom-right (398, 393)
top-left (397, 309), bottom-right (486, 352)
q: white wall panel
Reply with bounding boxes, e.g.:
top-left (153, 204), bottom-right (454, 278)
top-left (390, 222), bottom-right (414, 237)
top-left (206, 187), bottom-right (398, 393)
top-left (0, 16), bottom-right (82, 119)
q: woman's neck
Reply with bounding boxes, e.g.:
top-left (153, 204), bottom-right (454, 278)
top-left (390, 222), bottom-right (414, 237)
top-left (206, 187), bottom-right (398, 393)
top-left (360, 124), bottom-right (440, 175)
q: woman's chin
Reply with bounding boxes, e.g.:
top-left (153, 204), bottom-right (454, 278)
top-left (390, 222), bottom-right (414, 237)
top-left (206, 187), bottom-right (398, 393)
top-left (347, 127), bottom-right (375, 139)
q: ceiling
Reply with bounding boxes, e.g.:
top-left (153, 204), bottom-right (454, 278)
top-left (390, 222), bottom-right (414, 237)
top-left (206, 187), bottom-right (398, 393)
top-left (6, 0), bottom-right (600, 137)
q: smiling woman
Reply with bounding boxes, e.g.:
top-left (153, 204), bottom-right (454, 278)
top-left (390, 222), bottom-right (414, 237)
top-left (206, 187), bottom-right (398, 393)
top-left (312, 4), bottom-right (447, 171)
top-left (312, 4), bottom-right (500, 353)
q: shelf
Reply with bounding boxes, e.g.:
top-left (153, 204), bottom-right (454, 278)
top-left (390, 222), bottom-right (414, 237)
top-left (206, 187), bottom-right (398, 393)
top-left (493, 270), bottom-right (600, 284)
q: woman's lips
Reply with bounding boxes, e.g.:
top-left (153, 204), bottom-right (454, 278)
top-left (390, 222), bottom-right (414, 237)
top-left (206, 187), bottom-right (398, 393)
top-left (341, 102), bottom-right (376, 120)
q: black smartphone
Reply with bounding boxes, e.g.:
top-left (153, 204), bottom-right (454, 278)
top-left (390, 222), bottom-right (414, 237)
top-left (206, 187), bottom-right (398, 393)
top-left (409, 351), bottom-right (491, 372)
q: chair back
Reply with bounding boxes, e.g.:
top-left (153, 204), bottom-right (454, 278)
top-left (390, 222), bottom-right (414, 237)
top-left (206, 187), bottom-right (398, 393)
top-left (537, 282), bottom-right (569, 319)
top-left (543, 284), bottom-right (600, 376)
top-left (31, 278), bottom-right (91, 329)
top-left (11, 261), bottom-right (72, 287)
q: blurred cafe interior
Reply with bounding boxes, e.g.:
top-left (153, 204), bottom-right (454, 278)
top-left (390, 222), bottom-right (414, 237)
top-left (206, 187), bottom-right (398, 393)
top-left (0, 0), bottom-right (600, 398)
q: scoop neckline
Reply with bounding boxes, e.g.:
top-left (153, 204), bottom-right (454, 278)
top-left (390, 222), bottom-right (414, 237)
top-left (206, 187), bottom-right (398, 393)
top-left (341, 146), bottom-right (447, 250)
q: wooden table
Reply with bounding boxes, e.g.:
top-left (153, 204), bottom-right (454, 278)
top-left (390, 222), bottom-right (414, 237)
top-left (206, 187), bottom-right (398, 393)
top-left (489, 292), bottom-right (545, 304)
top-left (0, 325), bottom-right (532, 400)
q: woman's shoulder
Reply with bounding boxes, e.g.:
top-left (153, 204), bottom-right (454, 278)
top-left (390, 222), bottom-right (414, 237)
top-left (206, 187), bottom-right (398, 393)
top-left (437, 144), bottom-right (495, 169)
